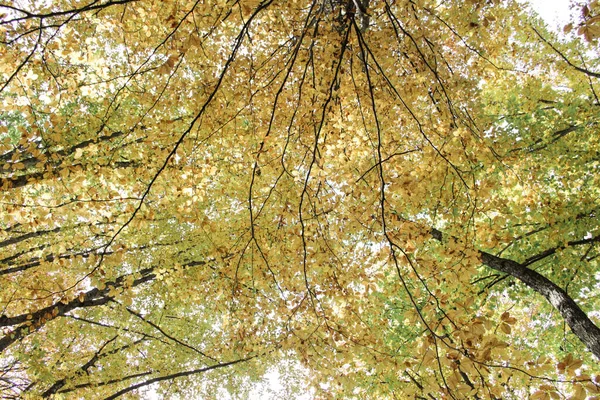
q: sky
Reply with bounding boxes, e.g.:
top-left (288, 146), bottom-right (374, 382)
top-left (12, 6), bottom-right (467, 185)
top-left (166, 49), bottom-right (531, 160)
top-left (527, 0), bottom-right (574, 30)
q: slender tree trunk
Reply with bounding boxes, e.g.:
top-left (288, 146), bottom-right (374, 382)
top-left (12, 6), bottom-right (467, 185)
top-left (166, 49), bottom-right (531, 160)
top-left (430, 228), bottom-right (600, 359)
top-left (479, 251), bottom-right (600, 359)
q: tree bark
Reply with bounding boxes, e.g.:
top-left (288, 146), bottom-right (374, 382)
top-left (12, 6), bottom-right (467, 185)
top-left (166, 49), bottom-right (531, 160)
top-left (430, 228), bottom-right (600, 359)
top-left (479, 251), bottom-right (600, 359)
top-left (0, 260), bottom-right (208, 353)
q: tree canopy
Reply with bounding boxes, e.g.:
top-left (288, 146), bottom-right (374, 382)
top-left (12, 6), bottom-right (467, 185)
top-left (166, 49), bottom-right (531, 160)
top-left (1, 0), bottom-right (600, 398)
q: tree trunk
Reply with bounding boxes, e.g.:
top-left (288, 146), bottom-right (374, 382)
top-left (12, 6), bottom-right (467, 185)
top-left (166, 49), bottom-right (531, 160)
top-left (430, 228), bottom-right (600, 359)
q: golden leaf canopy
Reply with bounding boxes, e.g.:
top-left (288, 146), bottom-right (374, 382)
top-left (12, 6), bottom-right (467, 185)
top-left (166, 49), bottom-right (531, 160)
top-left (1, 0), bottom-right (599, 398)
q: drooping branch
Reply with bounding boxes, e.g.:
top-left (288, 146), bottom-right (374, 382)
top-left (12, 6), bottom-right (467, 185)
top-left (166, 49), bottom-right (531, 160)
top-left (532, 26), bottom-right (600, 79)
top-left (104, 356), bottom-right (257, 400)
top-left (0, 0), bottom-right (139, 24)
top-left (0, 160), bottom-right (141, 190)
top-left (0, 260), bottom-right (206, 353)
top-left (57, 372), bottom-right (155, 396)
top-left (0, 226), bottom-right (62, 250)
top-left (125, 308), bottom-right (216, 362)
top-left (40, 335), bottom-right (119, 398)
top-left (0, 267), bottom-right (153, 328)
top-left (522, 235), bottom-right (600, 267)
top-left (0, 129), bottom-right (128, 168)
top-left (1, 245), bottom-right (105, 276)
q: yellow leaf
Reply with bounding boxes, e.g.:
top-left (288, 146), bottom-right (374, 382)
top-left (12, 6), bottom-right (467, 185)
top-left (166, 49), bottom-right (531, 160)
top-left (531, 390), bottom-right (549, 400)
top-left (563, 23), bottom-right (573, 34)
top-left (500, 323), bottom-right (511, 334)
top-left (571, 384), bottom-right (587, 399)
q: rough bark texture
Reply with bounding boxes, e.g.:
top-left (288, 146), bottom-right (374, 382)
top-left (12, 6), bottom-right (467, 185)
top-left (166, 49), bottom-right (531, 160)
top-left (430, 227), bottom-right (600, 359)
top-left (479, 251), bottom-right (600, 359)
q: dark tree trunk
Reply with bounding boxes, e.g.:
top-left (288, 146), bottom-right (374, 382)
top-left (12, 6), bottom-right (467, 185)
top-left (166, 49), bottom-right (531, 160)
top-left (430, 228), bottom-right (600, 359)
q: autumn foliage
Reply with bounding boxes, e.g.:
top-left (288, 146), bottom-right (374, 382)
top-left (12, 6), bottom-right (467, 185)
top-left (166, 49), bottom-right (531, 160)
top-left (1, 0), bottom-right (600, 398)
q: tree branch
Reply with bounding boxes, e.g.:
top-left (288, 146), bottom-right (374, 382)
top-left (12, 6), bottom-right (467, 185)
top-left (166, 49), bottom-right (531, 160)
top-left (104, 356), bottom-right (256, 400)
top-left (0, 260), bottom-right (206, 353)
top-left (532, 26), bottom-right (600, 79)
top-left (430, 228), bottom-right (600, 359)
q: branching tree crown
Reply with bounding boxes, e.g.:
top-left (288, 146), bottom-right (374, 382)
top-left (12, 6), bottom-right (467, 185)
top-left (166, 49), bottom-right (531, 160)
top-left (1, 0), bottom-right (599, 398)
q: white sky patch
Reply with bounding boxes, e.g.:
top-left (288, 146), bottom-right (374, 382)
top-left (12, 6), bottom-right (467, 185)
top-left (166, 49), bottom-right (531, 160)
top-left (526, 0), bottom-right (574, 31)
